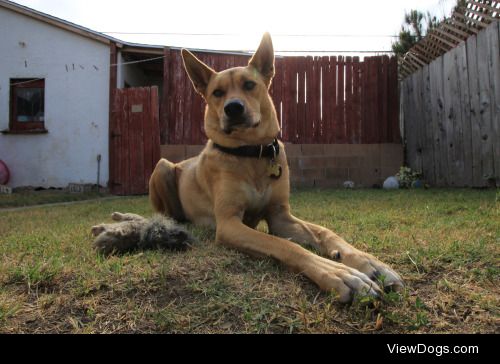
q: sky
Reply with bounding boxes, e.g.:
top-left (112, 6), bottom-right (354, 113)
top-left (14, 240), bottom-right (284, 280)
top-left (10, 0), bottom-right (457, 54)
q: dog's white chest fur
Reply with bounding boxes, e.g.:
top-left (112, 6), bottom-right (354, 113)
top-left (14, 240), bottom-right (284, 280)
top-left (243, 183), bottom-right (273, 213)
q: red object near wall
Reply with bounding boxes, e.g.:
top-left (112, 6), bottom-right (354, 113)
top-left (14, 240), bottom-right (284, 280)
top-left (0, 160), bottom-right (10, 185)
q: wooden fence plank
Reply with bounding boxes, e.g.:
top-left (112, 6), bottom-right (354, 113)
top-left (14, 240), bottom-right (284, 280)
top-left (143, 87), bottom-right (153, 192)
top-left (360, 58), bottom-right (368, 143)
top-left (421, 65), bottom-right (436, 185)
top-left (456, 43), bottom-right (473, 187)
top-left (329, 56), bottom-right (338, 144)
top-left (111, 89), bottom-right (124, 195)
top-left (380, 56), bottom-right (389, 144)
top-left (120, 89), bottom-right (131, 195)
top-left (428, 57), bottom-right (446, 186)
top-left (160, 47), bottom-right (170, 145)
top-left (299, 56), bottom-right (314, 144)
top-left (321, 56), bottom-right (330, 143)
top-left (282, 57), bottom-right (290, 142)
top-left (176, 53), bottom-right (187, 145)
top-left (389, 57), bottom-right (401, 143)
top-left (311, 56), bottom-right (321, 142)
top-left (364, 58), bottom-right (372, 144)
top-left (352, 57), bottom-right (361, 144)
top-left (487, 21), bottom-right (500, 185)
top-left (281, 57), bottom-right (290, 142)
top-left (476, 26), bottom-right (495, 184)
top-left (337, 56), bottom-right (345, 143)
top-left (466, 34), bottom-right (483, 186)
top-left (442, 50), bottom-right (457, 186)
top-left (368, 57), bottom-right (377, 144)
top-left (151, 86), bottom-right (161, 178)
top-left (169, 51), bottom-right (180, 144)
top-left (452, 47), bottom-right (466, 186)
top-left (182, 55), bottom-right (193, 144)
top-left (419, 65), bottom-right (432, 184)
top-left (130, 88), bottom-right (146, 195)
top-left (296, 57), bottom-right (305, 143)
top-left (411, 72), bottom-right (423, 173)
top-left (286, 57), bottom-right (298, 143)
top-left (421, 65), bottom-right (436, 184)
top-left (345, 57), bottom-right (353, 143)
top-left (403, 76), bottom-right (415, 170)
top-left (367, 57), bottom-right (377, 143)
top-left (373, 57), bottom-right (381, 144)
top-left (271, 57), bottom-right (283, 138)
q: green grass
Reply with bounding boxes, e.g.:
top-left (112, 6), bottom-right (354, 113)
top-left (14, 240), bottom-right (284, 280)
top-left (0, 189), bottom-right (110, 208)
top-left (0, 189), bottom-right (498, 333)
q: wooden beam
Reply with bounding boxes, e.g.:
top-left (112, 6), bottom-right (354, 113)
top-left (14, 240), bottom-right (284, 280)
top-left (403, 55), bottom-right (421, 72)
top-left (468, 0), bottom-right (500, 16)
top-left (449, 17), bottom-right (479, 34)
top-left (433, 27), bottom-right (464, 45)
top-left (419, 38), bottom-right (445, 58)
top-left (454, 11), bottom-right (487, 29)
top-left (120, 47), bottom-right (164, 56)
top-left (465, 7), bottom-right (497, 23)
top-left (407, 51), bottom-right (427, 67)
top-left (399, 62), bottom-right (413, 78)
top-left (428, 32), bottom-right (456, 50)
top-left (415, 42), bottom-right (440, 62)
top-left (412, 43), bottom-right (433, 63)
top-left (442, 22), bottom-right (472, 39)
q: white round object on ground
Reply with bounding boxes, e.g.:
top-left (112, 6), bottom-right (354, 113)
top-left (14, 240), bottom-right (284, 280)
top-left (383, 176), bottom-right (399, 190)
top-left (343, 181), bottom-right (355, 189)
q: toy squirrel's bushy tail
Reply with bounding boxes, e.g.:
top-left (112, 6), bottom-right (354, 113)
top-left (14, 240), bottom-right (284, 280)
top-left (139, 215), bottom-right (194, 251)
top-left (92, 212), bottom-right (195, 256)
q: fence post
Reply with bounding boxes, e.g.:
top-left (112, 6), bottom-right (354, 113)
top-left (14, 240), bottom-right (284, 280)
top-left (161, 47), bottom-right (171, 145)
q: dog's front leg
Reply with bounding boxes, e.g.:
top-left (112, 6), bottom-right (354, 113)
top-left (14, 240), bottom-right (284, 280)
top-left (215, 214), bottom-right (381, 303)
top-left (266, 205), bottom-right (404, 292)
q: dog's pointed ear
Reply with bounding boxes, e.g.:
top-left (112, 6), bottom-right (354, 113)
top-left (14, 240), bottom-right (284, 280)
top-left (181, 49), bottom-right (215, 97)
top-left (249, 32), bottom-right (275, 87)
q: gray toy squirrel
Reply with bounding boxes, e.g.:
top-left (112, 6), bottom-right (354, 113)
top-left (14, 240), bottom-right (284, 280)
top-left (91, 212), bottom-right (195, 255)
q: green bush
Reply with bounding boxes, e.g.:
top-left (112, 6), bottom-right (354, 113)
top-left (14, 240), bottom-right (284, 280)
top-left (396, 166), bottom-right (421, 189)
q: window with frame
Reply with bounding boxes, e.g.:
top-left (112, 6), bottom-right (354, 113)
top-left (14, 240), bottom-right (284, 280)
top-left (9, 78), bottom-right (46, 132)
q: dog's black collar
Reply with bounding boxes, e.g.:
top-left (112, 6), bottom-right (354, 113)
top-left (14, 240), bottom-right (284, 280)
top-left (213, 138), bottom-right (280, 159)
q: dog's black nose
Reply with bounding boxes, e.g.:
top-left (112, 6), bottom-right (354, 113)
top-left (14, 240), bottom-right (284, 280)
top-left (224, 99), bottom-right (245, 119)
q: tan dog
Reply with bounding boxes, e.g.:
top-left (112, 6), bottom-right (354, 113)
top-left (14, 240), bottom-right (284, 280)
top-left (149, 33), bottom-right (403, 302)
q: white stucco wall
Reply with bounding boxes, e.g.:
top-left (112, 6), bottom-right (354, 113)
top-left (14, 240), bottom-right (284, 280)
top-left (0, 7), bottom-right (110, 188)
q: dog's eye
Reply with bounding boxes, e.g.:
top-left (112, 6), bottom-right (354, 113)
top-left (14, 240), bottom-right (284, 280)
top-left (243, 81), bottom-right (256, 91)
top-left (213, 89), bottom-right (225, 98)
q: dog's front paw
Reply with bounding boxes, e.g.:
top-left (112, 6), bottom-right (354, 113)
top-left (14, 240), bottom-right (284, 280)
top-left (308, 257), bottom-right (382, 303)
top-left (339, 251), bottom-right (404, 292)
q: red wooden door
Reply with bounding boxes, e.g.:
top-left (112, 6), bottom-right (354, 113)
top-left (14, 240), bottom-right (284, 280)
top-left (110, 87), bottom-right (160, 195)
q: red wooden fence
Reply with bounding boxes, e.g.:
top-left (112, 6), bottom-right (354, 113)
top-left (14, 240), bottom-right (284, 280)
top-left (161, 50), bottom-right (400, 145)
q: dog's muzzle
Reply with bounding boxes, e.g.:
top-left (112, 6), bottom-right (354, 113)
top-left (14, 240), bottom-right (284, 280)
top-left (224, 99), bottom-right (245, 119)
top-left (222, 98), bottom-right (252, 134)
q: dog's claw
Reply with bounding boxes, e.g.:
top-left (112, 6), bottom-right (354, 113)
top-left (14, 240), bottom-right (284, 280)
top-left (340, 252), bottom-right (404, 293)
top-left (331, 250), bottom-right (341, 261)
top-left (313, 256), bottom-right (383, 303)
